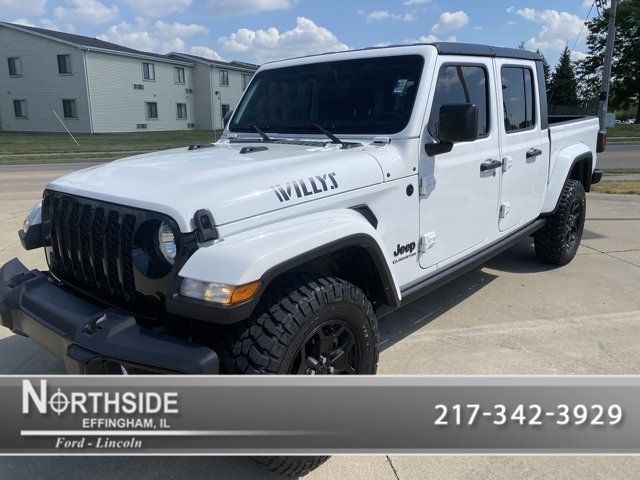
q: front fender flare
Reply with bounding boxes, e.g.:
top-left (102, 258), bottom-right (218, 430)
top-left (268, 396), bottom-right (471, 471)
top-left (168, 209), bottom-right (399, 324)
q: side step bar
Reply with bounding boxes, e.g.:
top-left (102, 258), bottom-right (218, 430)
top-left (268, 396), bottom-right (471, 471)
top-left (391, 218), bottom-right (546, 313)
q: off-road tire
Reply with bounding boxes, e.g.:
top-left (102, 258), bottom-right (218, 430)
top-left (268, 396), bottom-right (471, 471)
top-left (534, 179), bottom-right (586, 266)
top-left (221, 273), bottom-right (379, 476)
top-left (221, 272), bottom-right (379, 375)
top-left (252, 455), bottom-right (330, 477)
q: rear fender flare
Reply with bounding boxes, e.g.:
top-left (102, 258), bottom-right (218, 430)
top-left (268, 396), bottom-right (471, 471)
top-left (541, 145), bottom-right (592, 214)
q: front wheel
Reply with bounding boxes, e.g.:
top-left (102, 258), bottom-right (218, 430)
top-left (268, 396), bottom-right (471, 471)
top-left (221, 273), bottom-right (379, 476)
top-left (534, 179), bottom-right (586, 266)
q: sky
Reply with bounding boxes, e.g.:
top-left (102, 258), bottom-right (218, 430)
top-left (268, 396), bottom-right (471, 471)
top-left (1, 0), bottom-right (602, 66)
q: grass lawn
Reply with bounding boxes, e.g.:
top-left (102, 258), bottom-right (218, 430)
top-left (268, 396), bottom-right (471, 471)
top-left (0, 130), bottom-right (221, 161)
top-left (592, 179), bottom-right (640, 195)
top-left (608, 124), bottom-right (640, 138)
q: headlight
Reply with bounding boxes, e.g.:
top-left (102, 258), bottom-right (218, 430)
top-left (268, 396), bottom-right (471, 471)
top-left (157, 221), bottom-right (176, 265)
top-left (22, 201), bottom-right (42, 233)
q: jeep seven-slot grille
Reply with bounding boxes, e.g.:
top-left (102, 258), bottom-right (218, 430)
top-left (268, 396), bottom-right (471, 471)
top-left (47, 192), bottom-right (138, 301)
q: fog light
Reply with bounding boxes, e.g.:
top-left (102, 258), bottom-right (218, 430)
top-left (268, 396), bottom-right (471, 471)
top-left (179, 278), bottom-right (261, 305)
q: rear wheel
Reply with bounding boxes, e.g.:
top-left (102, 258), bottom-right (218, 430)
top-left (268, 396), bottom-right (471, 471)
top-left (221, 273), bottom-right (379, 476)
top-left (534, 179), bottom-right (586, 266)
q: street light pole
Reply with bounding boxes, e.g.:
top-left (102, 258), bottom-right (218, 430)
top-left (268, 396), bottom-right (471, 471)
top-left (598, 0), bottom-right (618, 131)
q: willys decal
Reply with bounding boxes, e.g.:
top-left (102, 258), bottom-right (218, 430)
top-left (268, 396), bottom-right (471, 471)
top-left (271, 172), bottom-right (338, 203)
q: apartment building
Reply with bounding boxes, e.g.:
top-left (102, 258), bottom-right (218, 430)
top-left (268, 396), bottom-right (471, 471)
top-left (168, 53), bottom-right (257, 130)
top-left (0, 22), bottom-right (257, 133)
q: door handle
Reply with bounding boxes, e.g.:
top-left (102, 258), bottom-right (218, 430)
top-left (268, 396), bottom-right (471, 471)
top-left (526, 148), bottom-right (543, 159)
top-left (480, 159), bottom-right (503, 172)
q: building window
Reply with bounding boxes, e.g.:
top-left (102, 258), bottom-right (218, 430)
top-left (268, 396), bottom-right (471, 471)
top-left (242, 74), bottom-right (252, 90)
top-left (8, 57), bottom-right (22, 76)
top-left (143, 62), bottom-right (155, 81)
top-left (62, 99), bottom-right (78, 119)
top-left (57, 54), bottom-right (72, 74)
top-left (221, 103), bottom-right (230, 120)
top-left (133, 83), bottom-right (144, 90)
top-left (177, 103), bottom-right (188, 119)
top-left (13, 99), bottom-right (27, 118)
top-left (175, 67), bottom-right (185, 84)
top-left (429, 64), bottom-right (490, 139)
top-left (146, 102), bottom-right (158, 119)
top-left (501, 66), bottom-right (536, 133)
top-left (220, 70), bottom-right (229, 86)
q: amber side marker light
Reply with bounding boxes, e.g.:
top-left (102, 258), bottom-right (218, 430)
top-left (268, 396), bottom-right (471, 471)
top-left (180, 278), bottom-right (262, 305)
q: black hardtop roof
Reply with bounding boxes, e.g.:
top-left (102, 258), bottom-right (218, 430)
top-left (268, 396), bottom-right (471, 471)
top-left (265, 41), bottom-right (542, 65)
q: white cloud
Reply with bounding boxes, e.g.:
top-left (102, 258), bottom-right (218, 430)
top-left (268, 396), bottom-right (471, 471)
top-left (0, 0), bottom-right (46, 17)
top-left (403, 0), bottom-right (430, 5)
top-left (472, 25), bottom-right (483, 30)
top-left (190, 45), bottom-right (223, 61)
top-left (506, 6), bottom-right (515, 14)
top-left (206, 0), bottom-right (292, 17)
top-left (413, 34), bottom-right (457, 43)
top-left (98, 18), bottom-right (208, 53)
top-left (514, 8), bottom-right (584, 52)
top-left (11, 18), bottom-right (37, 27)
top-left (42, 0), bottom-right (119, 31)
top-left (54, 0), bottom-right (119, 25)
top-left (570, 50), bottom-right (588, 61)
top-left (125, 0), bottom-right (192, 17)
top-left (360, 10), bottom-right (416, 22)
top-left (432, 11), bottom-right (469, 33)
top-left (218, 17), bottom-right (349, 64)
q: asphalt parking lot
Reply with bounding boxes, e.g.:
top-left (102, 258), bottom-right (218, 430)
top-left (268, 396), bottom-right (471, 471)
top-left (1, 163), bottom-right (640, 479)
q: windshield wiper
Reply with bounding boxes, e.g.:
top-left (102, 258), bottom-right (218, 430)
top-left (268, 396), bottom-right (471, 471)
top-left (309, 123), bottom-right (346, 148)
top-left (251, 124), bottom-right (272, 142)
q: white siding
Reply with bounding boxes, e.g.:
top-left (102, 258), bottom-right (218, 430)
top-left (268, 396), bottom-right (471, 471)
top-left (0, 26), bottom-right (91, 132)
top-left (86, 51), bottom-right (195, 133)
top-left (212, 67), bottom-right (250, 130)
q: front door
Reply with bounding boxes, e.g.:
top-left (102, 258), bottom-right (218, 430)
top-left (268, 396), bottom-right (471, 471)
top-left (418, 56), bottom-right (501, 269)
top-left (495, 59), bottom-right (549, 232)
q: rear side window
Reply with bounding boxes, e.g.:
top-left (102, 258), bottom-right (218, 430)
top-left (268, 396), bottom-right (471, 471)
top-left (429, 65), bottom-right (489, 139)
top-left (501, 66), bottom-right (535, 132)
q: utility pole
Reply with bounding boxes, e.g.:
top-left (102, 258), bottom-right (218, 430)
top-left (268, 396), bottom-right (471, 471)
top-left (598, 0), bottom-right (618, 131)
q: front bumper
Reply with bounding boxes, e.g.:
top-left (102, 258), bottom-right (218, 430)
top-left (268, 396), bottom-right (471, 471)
top-left (0, 258), bottom-right (219, 374)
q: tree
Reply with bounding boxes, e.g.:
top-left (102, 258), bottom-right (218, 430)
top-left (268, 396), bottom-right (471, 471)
top-left (578, 0), bottom-right (640, 122)
top-left (548, 47), bottom-right (580, 106)
top-left (536, 49), bottom-right (551, 90)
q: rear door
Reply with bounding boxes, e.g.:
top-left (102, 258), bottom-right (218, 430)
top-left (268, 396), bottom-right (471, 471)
top-left (495, 60), bottom-right (549, 232)
top-left (418, 56), bottom-right (501, 269)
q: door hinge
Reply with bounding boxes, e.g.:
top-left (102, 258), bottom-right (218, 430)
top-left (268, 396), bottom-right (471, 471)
top-left (419, 176), bottom-right (436, 196)
top-left (501, 156), bottom-right (512, 173)
top-left (499, 202), bottom-right (511, 219)
top-left (419, 232), bottom-right (436, 253)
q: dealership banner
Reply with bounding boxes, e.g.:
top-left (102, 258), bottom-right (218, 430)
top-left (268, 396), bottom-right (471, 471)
top-left (2, 376), bottom-right (639, 454)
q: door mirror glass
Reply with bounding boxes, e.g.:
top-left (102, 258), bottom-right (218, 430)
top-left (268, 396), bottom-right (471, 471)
top-left (438, 103), bottom-right (479, 144)
top-left (223, 108), bottom-right (234, 128)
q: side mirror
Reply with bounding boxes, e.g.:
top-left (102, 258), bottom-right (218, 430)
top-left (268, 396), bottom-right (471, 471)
top-left (425, 103), bottom-right (479, 156)
top-left (223, 109), bottom-right (234, 128)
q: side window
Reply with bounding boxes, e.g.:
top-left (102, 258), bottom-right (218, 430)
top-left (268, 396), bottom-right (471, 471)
top-left (143, 62), bottom-right (155, 81)
top-left (57, 54), bottom-right (72, 74)
top-left (429, 65), bottom-right (489, 139)
top-left (501, 66), bottom-right (535, 132)
top-left (220, 70), bottom-right (229, 86)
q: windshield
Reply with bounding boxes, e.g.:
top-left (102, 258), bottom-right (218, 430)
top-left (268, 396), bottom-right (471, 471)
top-left (230, 55), bottom-right (424, 135)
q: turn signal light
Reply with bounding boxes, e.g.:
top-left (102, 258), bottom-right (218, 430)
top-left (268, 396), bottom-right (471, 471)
top-left (180, 278), bottom-right (261, 305)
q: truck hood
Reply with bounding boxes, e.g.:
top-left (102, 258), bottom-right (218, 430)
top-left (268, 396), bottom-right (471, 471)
top-left (48, 142), bottom-right (384, 231)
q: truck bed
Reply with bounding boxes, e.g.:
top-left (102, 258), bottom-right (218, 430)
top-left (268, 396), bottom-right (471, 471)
top-left (548, 116), bottom-right (599, 176)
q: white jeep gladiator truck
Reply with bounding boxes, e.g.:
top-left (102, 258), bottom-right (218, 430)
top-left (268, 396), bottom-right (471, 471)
top-left (1, 42), bottom-right (603, 475)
